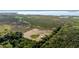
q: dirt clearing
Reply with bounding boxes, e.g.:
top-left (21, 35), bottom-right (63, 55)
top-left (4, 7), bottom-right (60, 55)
top-left (23, 28), bottom-right (52, 41)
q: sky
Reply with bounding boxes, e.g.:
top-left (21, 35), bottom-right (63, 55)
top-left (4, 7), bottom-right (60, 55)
top-left (0, 0), bottom-right (78, 10)
top-left (0, 0), bottom-right (78, 16)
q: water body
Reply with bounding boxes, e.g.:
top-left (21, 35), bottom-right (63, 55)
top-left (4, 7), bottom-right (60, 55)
top-left (0, 10), bottom-right (79, 16)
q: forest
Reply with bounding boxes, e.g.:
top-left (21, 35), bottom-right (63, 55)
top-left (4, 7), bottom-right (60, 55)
top-left (0, 13), bottom-right (79, 48)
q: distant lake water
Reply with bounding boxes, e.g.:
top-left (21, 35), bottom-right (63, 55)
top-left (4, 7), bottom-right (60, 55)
top-left (0, 10), bottom-right (79, 16)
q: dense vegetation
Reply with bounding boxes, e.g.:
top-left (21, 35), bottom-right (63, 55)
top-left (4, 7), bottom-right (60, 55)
top-left (0, 14), bottom-right (79, 48)
top-left (0, 32), bottom-right (36, 48)
top-left (41, 19), bottom-right (79, 48)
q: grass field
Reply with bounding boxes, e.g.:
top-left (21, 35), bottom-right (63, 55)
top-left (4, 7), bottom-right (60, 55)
top-left (0, 25), bottom-right (11, 36)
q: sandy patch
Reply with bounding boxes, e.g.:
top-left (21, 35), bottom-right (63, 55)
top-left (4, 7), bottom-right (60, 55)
top-left (23, 28), bottom-right (52, 41)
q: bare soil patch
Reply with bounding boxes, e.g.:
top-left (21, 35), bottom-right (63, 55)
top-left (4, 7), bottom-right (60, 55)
top-left (23, 28), bottom-right (52, 41)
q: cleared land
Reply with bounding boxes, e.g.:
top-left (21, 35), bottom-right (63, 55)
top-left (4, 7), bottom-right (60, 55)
top-left (23, 28), bottom-right (52, 41)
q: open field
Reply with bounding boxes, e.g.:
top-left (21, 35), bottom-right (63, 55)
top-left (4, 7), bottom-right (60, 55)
top-left (23, 28), bottom-right (52, 41)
